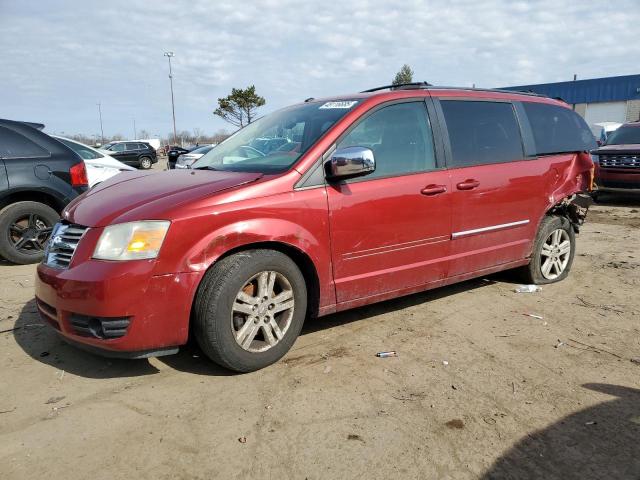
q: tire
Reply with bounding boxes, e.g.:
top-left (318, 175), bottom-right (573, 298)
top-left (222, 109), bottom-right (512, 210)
top-left (520, 215), bottom-right (576, 285)
top-left (139, 156), bottom-right (152, 169)
top-left (193, 249), bottom-right (307, 372)
top-left (0, 201), bottom-right (59, 264)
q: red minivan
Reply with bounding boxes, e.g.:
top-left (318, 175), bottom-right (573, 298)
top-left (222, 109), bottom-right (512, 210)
top-left (35, 84), bottom-right (596, 372)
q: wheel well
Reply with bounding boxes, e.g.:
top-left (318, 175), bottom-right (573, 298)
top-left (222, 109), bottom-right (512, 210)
top-left (0, 192), bottom-right (63, 213)
top-left (215, 241), bottom-right (321, 319)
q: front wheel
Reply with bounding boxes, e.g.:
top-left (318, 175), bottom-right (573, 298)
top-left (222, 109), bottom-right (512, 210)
top-left (520, 215), bottom-right (576, 285)
top-left (139, 156), bottom-right (152, 169)
top-left (193, 249), bottom-right (307, 372)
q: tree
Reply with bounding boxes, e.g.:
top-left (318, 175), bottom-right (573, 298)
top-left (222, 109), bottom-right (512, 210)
top-left (392, 64), bottom-right (414, 86)
top-left (213, 85), bottom-right (266, 128)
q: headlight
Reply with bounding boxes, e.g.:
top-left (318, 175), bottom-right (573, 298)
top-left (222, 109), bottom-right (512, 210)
top-left (93, 221), bottom-right (170, 260)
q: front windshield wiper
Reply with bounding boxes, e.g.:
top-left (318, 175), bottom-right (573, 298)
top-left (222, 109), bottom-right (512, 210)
top-left (192, 165), bottom-right (217, 170)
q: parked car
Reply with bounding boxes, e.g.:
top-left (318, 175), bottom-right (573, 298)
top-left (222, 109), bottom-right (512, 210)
top-left (99, 141), bottom-right (157, 169)
top-left (174, 144), bottom-right (215, 169)
top-left (591, 121), bottom-right (640, 197)
top-left (0, 119), bottom-right (88, 264)
top-left (52, 136), bottom-right (136, 187)
top-left (166, 146), bottom-right (192, 169)
top-left (35, 84), bottom-right (595, 372)
top-left (592, 122), bottom-right (623, 145)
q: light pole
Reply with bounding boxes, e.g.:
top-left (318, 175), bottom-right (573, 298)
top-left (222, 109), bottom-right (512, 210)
top-left (164, 51), bottom-right (177, 145)
top-left (133, 118), bottom-right (137, 139)
top-left (97, 102), bottom-right (104, 145)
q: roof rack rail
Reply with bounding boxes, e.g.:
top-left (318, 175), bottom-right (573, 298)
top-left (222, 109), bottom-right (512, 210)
top-left (361, 81), bottom-right (432, 93)
top-left (427, 86), bottom-right (549, 98)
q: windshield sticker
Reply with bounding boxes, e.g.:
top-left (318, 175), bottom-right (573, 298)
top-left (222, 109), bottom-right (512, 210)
top-left (319, 101), bottom-right (358, 109)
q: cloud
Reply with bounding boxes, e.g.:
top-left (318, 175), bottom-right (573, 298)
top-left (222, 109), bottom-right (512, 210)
top-left (0, 0), bottom-right (638, 138)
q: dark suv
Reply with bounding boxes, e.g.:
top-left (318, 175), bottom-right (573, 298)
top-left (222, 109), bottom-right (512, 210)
top-left (100, 142), bottom-right (157, 169)
top-left (592, 121), bottom-right (640, 197)
top-left (0, 119), bottom-right (88, 264)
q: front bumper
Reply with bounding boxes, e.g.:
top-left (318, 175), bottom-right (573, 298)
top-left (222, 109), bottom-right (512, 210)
top-left (35, 260), bottom-right (201, 357)
top-left (595, 165), bottom-right (640, 192)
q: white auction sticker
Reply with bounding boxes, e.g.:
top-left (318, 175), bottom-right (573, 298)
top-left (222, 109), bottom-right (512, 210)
top-left (319, 101), bottom-right (358, 109)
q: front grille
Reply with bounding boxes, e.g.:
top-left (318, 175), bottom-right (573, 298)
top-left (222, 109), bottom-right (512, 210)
top-left (599, 154), bottom-right (640, 169)
top-left (70, 314), bottom-right (131, 339)
top-left (44, 223), bottom-right (89, 269)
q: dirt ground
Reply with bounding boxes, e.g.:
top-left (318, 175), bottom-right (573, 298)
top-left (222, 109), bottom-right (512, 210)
top-left (1, 190), bottom-right (639, 480)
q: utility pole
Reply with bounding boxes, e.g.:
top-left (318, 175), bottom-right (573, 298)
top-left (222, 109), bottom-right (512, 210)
top-left (164, 51), bottom-right (177, 145)
top-left (133, 118), bottom-right (137, 139)
top-left (97, 102), bottom-right (104, 144)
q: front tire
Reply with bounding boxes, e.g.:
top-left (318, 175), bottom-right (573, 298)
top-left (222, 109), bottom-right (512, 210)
top-left (193, 249), bottom-right (307, 372)
top-left (520, 215), bottom-right (575, 285)
top-left (0, 201), bottom-right (59, 264)
top-left (139, 156), bottom-right (152, 169)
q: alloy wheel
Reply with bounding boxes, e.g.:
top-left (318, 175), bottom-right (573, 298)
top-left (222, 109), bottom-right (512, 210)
top-left (540, 228), bottom-right (571, 280)
top-left (8, 213), bottom-right (53, 254)
top-left (231, 270), bottom-right (295, 352)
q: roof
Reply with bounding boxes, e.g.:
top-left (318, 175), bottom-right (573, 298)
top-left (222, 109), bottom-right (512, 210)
top-left (501, 74), bottom-right (640, 104)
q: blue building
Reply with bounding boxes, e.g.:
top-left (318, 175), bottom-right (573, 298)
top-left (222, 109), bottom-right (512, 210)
top-left (502, 74), bottom-right (640, 130)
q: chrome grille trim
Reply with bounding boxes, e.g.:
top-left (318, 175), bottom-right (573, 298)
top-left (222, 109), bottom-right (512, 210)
top-left (43, 222), bottom-right (89, 269)
top-left (599, 154), bottom-right (640, 169)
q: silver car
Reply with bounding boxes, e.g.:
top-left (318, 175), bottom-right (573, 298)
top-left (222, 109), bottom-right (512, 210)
top-left (175, 144), bottom-right (215, 169)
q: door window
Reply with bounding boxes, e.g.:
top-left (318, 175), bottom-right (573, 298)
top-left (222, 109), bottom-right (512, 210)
top-left (337, 102), bottom-right (437, 179)
top-left (0, 126), bottom-right (49, 159)
top-left (125, 143), bottom-right (139, 151)
top-left (110, 143), bottom-right (126, 152)
top-left (440, 100), bottom-right (524, 166)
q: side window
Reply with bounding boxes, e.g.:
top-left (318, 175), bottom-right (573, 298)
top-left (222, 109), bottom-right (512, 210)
top-left (0, 126), bottom-right (49, 159)
top-left (125, 143), bottom-right (138, 151)
top-left (337, 102), bottom-right (437, 179)
top-left (522, 102), bottom-right (596, 155)
top-left (111, 143), bottom-right (125, 152)
top-left (138, 143), bottom-right (147, 150)
top-left (59, 139), bottom-right (101, 160)
top-left (440, 100), bottom-right (524, 166)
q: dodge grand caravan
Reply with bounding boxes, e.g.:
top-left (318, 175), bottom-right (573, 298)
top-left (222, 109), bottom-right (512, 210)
top-left (35, 83), bottom-right (596, 372)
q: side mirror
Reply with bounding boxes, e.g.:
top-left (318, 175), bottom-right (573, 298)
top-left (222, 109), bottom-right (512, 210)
top-left (325, 146), bottom-right (375, 181)
top-left (596, 140), bottom-right (603, 146)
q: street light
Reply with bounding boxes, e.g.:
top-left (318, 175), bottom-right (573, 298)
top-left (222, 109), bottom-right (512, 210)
top-left (97, 102), bottom-right (104, 145)
top-left (164, 51), bottom-right (177, 145)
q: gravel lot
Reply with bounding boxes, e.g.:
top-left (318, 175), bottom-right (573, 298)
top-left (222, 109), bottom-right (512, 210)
top-left (1, 188), bottom-right (639, 480)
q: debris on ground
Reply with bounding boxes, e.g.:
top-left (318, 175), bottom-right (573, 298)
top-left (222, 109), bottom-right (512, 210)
top-left (585, 421), bottom-right (597, 426)
top-left (0, 407), bottom-right (16, 414)
top-left (376, 351), bottom-right (397, 358)
top-left (631, 358), bottom-right (640, 365)
top-left (45, 396), bottom-right (66, 405)
top-left (514, 285), bottom-right (541, 293)
top-left (574, 296), bottom-right (625, 314)
top-left (238, 436), bottom-right (247, 444)
top-left (442, 360), bottom-right (449, 366)
top-left (522, 313), bottom-right (544, 320)
top-left (555, 340), bottom-right (565, 348)
top-left (39, 351), bottom-right (50, 358)
top-left (323, 365), bottom-right (332, 374)
top-left (347, 434), bottom-right (364, 442)
top-left (445, 419), bottom-right (465, 429)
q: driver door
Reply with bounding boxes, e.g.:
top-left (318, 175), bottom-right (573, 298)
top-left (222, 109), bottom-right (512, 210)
top-left (326, 101), bottom-right (452, 304)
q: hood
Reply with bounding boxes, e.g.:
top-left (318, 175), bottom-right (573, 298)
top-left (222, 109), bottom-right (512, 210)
top-left (593, 144), bottom-right (640, 155)
top-left (63, 169), bottom-right (262, 227)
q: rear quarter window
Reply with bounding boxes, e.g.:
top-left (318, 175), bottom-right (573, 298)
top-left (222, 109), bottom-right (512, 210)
top-left (522, 102), bottom-right (596, 155)
top-left (440, 100), bottom-right (524, 167)
top-left (0, 126), bottom-right (50, 159)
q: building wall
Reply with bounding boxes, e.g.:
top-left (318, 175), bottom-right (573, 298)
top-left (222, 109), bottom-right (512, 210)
top-left (574, 103), bottom-right (587, 116)
top-left (626, 100), bottom-right (640, 122)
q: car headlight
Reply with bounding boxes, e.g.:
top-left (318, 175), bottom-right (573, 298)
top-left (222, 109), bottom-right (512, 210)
top-left (93, 221), bottom-right (170, 260)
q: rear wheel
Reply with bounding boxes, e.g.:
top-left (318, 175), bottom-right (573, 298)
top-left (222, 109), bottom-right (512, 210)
top-left (193, 249), bottom-right (307, 372)
top-left (0, 201), bottom-right (59, 264)
top-left (139, 156), bottom-right (152, 169)
top-left (520, 215), bottom-right (575, 285)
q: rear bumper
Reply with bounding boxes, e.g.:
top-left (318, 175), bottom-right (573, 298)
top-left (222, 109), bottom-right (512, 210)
top-left (35, 261), bottom-right (201, 357)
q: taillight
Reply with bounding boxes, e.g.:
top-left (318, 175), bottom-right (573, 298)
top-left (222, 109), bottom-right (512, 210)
top-left (70, 162), bottom-right (88, 187)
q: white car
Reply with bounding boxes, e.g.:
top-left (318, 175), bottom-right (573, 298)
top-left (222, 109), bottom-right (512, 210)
top-left (53, 136), bottom-right (136, 187)
top-left (174, 144), bottom-right (215, 169)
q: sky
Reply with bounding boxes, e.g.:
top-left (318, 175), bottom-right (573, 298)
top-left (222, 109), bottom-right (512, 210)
top-left (1, 0), bottom-right (639, 140)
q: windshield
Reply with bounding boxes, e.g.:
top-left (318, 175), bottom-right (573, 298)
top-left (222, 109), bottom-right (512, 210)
top-left (193, 100), bottom-right (358, 173)
top-left (190, 145), bottom-right (213, 155)
top-left (605, 126), bottom-right (640, 145)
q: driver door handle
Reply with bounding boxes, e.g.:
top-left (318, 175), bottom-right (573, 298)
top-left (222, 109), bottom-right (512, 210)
top-left (456, 179), bottom-right (480, 190)
top-left (420, 184), bottom-right (447, 196)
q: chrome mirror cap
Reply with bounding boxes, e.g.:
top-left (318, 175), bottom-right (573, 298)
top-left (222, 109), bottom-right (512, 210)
top-left (325, 146), bottom-right (375, 180)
